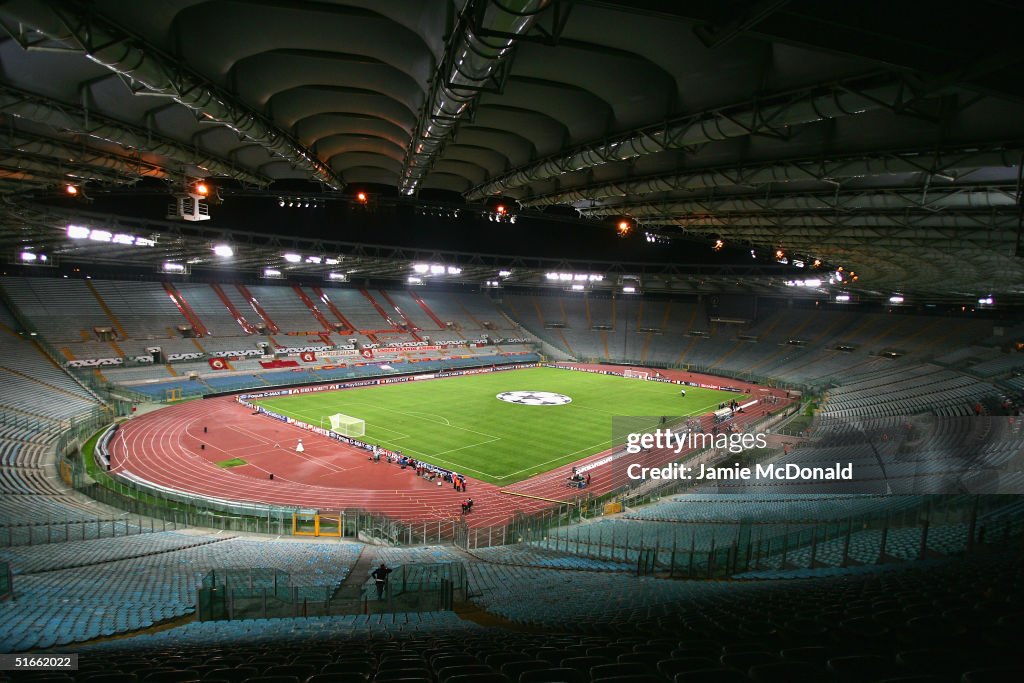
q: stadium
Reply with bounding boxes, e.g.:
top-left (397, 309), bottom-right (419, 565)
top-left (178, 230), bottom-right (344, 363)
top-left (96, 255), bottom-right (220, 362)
top-left (0, 0), bottom-right (1023, 681)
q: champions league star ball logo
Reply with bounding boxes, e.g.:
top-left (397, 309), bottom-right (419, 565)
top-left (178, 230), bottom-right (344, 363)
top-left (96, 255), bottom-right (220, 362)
top-left (496, 391), bottom-right (572, 406)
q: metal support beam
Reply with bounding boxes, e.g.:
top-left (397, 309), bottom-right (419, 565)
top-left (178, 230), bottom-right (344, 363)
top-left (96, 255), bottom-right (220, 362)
top-left (0, 0), bottom-right (338, 188)
top-left (581, 187), bottom-right (1019, 219)
top-left (520, 144), bottom-right (1024, 207)
top-left (0, 127), bottom-right (170, 182)
top-left (0, 85), bottom-right (268, 185)
top-left (400, 0), bottom-right (552, 195)
top-left (466, 73), bottom-right (941, 200)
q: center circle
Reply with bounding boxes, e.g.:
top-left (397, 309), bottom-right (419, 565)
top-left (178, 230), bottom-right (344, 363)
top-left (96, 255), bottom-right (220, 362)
top-left (496, 391), bottom-right (573, 406)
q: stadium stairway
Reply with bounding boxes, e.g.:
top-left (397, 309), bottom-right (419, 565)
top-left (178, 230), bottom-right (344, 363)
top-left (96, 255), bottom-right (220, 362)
top-left (210, 283), bottom-right (257, 334)
top-left (236, 284), bottom-right (280, 333)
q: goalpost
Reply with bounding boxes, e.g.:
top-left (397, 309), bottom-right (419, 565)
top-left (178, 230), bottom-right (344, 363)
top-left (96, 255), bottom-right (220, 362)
top-left (623, 368), bottom-right (649, 380)
top-left (321, 413), bottom-right (366, 438)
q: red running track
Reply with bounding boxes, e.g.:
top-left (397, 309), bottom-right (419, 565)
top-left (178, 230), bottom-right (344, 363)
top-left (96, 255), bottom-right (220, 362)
top-left (108, 364), bottom-right (795, 529)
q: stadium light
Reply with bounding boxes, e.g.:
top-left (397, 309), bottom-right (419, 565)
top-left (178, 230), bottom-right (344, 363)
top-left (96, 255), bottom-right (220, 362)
top-left (162, 262), bottom-right (187, 274)
top-left (262, 268), bottom-right (283, 279)
top-left (978, 295), bottom-right (994, 305)
top-left (498, 270), bottom-right (512, 278)
top-left (835, 294), bottom-right (851, 302)
top-left (65, 184), bottom-right (79, 196)
top-left (66, 225), bottom-right (90, 239)
top-left (446, 266), bottom-right (462, 275)
top-left (327, 272), bottom-right (347, 281)
top-left (617, 219), bottom-right (633, 237)
top-left (571, 284), bottom-right (585, 291)
top-left (212, 244), bottom-right (233, 258)
top-left (89, 230), bottom-right (112, 242)
top-left (712, 238), bottom-right (724, 252)
top-left (283, 253), bottom-right (302, 263)
top-left (19, 251), bottom-right (36, 262)
top-left (412, 263), bottom-right (430, 274)
top-left (192, 181), bottom-right (209, 197)
top-left (408, 275), bottom-right (423, 284)
top-left (623, 286), bottom-right (637, 293)
top-left (889, 294), bottom-right (905, 304)
top-left (356, 191), bottom-right (368, 204)
top-left (430, 264), bottom-right (446, 275)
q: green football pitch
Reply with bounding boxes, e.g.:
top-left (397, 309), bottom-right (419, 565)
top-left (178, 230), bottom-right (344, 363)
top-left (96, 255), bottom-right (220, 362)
top-left (253, 367), bottom-right (746, 485)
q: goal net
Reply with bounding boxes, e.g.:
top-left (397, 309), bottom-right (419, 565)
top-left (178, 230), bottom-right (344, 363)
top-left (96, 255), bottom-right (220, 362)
top-left (624, 369), bottom-right (649, 380)
top-left (323, 413), bottom-right (365, 437)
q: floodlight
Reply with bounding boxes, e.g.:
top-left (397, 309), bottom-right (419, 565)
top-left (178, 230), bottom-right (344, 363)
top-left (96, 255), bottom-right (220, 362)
top-left (213, 244), bottom-right (233, 258)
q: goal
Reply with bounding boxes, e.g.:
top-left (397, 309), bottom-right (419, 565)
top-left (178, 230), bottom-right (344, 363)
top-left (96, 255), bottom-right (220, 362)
top-left (322, 413), bottom-right (365, 437)
top-left (623, 369), bottom-right (649, 380)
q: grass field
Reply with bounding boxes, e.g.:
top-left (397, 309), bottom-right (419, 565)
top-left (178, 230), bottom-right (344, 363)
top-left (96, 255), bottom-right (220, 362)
top-left (253, 367), bottom-right (746, 485)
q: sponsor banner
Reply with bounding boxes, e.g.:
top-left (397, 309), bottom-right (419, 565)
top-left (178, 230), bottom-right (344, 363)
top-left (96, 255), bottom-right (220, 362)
top-left (300, 351), bottom-right (317, 363)
top-left (167, 352), bottom-right (203, 362)
top-left (208, 358), bottom-right (229, 371)
top-left (319, 349), bottom-right (361, 359)
top-left (260, 359), bottom-right (300, 369)
top-left (278, 345), bottom-right (330, 355)
top-left (684, 381), bottom-right (743, 392)
top-left (211, 349), bottom-right (262, 358)
top-left (548, 363), bottom-right (747, 393)
top-left (361, 348), bottom-right (374, 359)
top-left (330, 340), bottom-right (487, 352)
top-left (236, 362), bottom-right (539, 402)
top-left (133, 355), bottom-right (155, 364)
top-left (285, 331), bottom-right (325, 336)
top-left (256, 407), bottom-right (288, 423)
top-left (66, 357), bottom-right (124, 368)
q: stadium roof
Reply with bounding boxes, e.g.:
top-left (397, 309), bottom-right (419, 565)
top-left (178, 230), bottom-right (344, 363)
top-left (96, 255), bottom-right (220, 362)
top-left (0, 0), bottom-right (1022, 303)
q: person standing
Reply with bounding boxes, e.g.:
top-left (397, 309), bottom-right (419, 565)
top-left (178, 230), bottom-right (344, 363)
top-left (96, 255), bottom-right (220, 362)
top-left (371, 563), bottom-right (392, 600)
